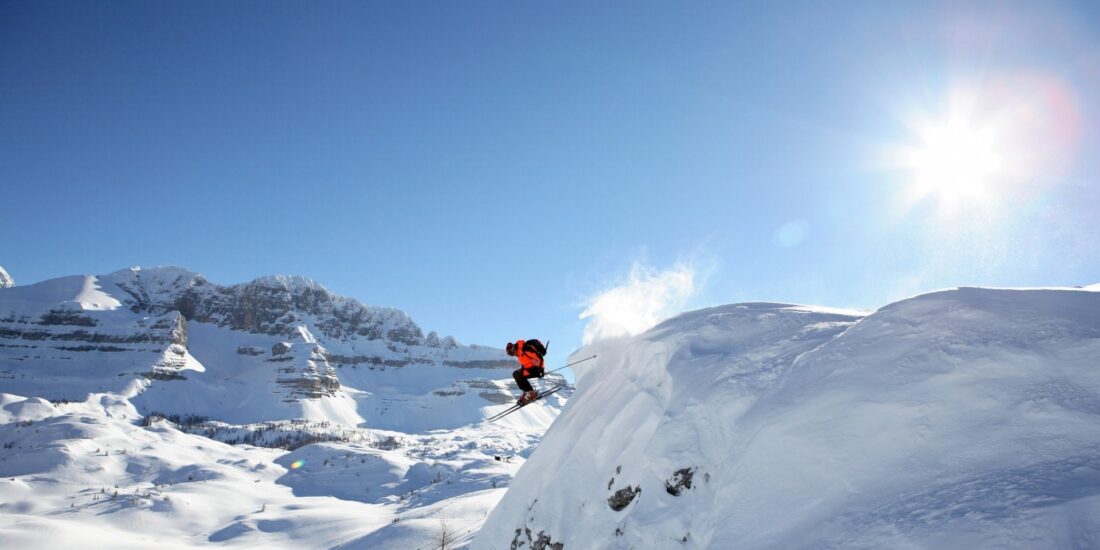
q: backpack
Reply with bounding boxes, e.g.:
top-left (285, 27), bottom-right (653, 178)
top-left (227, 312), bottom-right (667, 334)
top-left (523, 339), bottom-right (547, 357)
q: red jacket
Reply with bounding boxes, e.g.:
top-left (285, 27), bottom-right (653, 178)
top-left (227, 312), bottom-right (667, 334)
top-left (513, 339), bottom-right (544, 374)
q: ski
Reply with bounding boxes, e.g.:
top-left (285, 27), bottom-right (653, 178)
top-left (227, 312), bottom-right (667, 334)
top-left (486, 384), bottom-right (569, 422)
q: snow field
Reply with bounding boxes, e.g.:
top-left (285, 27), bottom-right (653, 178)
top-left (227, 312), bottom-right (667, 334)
top-left (0, 389), bottom-right (555, 548)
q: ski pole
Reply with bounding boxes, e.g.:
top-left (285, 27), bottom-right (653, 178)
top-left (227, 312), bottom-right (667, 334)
top-left (545, 354), bottom-right (597, 374)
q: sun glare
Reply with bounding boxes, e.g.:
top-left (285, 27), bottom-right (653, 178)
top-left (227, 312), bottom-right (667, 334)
top-left (886, 75), bottom-right (1080, 218)
top-left (892, 107), bottom-right (1008, 213)
top-left (908, 116), bottom-right (1000, 201)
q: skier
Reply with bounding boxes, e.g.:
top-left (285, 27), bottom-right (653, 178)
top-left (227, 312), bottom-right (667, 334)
top-left (506, 339), bottom-right (546, 405)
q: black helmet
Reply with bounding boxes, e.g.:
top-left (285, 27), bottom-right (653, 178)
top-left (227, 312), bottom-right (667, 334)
top-left (506, 342), bottom-right (516, 356)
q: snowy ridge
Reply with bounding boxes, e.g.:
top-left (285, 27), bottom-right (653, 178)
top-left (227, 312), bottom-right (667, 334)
top-left (250, 274), bottom-right (331, 293)
top-left (0, 266), bottom-right (13, 288)
top-left (476, 286), bottom-right (1100, 549)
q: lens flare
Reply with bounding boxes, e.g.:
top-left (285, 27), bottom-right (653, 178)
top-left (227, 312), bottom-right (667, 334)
top-left (290, 459), bottom-right (305, 470)
top-left (773, 220), bottom-right (810, 248)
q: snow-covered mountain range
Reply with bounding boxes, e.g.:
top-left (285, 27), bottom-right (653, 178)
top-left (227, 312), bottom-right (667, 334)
top-left (0, 266), bottom-right (567, 548)
top-left (476, 286), bottom-right (1100, 549)
top-left (6, 268), bottom-right (1100, 549)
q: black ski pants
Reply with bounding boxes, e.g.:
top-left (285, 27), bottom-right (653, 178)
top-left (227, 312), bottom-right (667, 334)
top-left (513, 367), bottom-right (544, 393)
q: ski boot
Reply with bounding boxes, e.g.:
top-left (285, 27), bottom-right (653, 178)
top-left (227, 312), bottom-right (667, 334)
top-left (517, 390), bottom-right (538, 406)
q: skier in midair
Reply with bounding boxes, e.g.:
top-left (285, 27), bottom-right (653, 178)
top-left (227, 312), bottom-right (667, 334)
top-left (506, 339), bottom-right (546, 405)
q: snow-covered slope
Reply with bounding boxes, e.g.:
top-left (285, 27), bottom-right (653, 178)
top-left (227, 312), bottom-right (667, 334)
top-left (476, 287), bottom-right (1100, 549)
top-left (0, 266), bottom-right (13, 288)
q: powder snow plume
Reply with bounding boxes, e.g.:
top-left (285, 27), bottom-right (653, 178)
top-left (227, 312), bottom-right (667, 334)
top-left (579, 262), bottom-right (695, 344)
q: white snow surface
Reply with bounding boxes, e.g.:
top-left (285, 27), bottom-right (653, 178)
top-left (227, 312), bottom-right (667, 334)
top-left (0, 392), bottom-right (549, 549)
top-left (476, 287), bottom-right (1100, 549)
top-left (0, 266), bottom-right (13, 288)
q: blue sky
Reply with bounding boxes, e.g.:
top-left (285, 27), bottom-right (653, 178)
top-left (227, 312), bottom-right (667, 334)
top-left (2, 1), bottom-right (1098, 359)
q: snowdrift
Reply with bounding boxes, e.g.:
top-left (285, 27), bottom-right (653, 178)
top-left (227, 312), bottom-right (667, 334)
top-left (476, 287), bottom-right (1100, 549)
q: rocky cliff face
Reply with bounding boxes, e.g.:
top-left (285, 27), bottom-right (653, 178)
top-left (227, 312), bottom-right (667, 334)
top-left (0, 267), bottom-right (518, 427)
top-left (106, 270), bottom-right (426, 344)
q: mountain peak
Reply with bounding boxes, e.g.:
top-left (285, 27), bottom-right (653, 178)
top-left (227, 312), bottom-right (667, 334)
top-left (102, 265), bottom-right (205, 289)
top-left (248, 274), bottom-right (329, 293)
top-left (0, 265), bottom-right (13, 288)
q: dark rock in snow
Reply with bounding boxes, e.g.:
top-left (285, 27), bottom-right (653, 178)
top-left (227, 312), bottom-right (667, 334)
top-left (665, 468), bottom-right (695, 496)
top-left (608, 485), bottom-right (641, 511)
top-left (510, 527), bottom-right (563, 550)
top-left (38, 310), bottom-right (97, 326)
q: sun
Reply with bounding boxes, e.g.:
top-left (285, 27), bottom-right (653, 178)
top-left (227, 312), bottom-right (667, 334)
top-left (880, 75), bottom-right (1080, 225)
top-left (910, 117), bottom-right (1000, 197)
top-left (893, 109), bottom-right (1006, 211)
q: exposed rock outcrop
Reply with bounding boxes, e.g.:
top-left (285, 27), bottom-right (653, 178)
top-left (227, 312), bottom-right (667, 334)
top-left (107, 270), bottom-right (427, 344)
